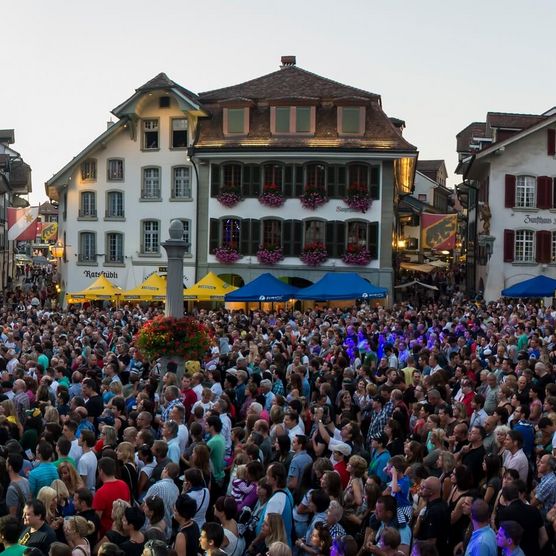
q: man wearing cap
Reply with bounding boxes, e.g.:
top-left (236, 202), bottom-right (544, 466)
top-left (330, 441), bottom-right (351, 489)
top-left (368, 433), bottom-right (391, 486)
top-left (287, 435), bottom-right (313, 491)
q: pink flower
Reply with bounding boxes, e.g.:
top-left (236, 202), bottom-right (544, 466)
top-left (213, 245), bottom-right (241, 264)
top-left (257, 246), bottom-right (284, 265)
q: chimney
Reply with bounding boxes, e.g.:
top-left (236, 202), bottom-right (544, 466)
top-left (280, 55), bottom-right (296, 68)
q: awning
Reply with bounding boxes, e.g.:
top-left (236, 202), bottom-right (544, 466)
top-left (67, 274), bottom-right (122, 303)
top-left (122, 273), bottom-right (167, 301)
top-left (225, 273), bottom-right (299, 302)
top-left (400, 262), bottom-right (435, 273)
top-left (394, 280), bottom-right (439, 291)
top-left (296, 272), bottom-right (387, 300)
top-left (183, 272), bottom-right (237, 301)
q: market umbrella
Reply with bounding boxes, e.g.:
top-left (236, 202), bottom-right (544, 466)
top-left (67, 274), bottom-right (122, 303)
top-left (183, 272), bottom-right (237, 301)
top-left (225, 273), bottom-right (299, 302)
top-left (501, 275), bottom-right (556, 298)
top-left (122, 273), bottom-right (167, 301)
top-left (296, 272), bottom-right (387, 300)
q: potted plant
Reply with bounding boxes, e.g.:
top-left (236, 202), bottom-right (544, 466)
top-left (217, 186), bottom-right (242, 208)
top-left (345, 184), bottom-right (371, 212)
top-left (342, 243), bottom-right (372, 265)
top-left (300, 242), bottom-right (328, 266)
top-left (259, 183), bottom-right (285, 208)
top-left (134, 315), bottom-right (211, 361)
top-left (300, 186), bottom-right (328, 210)
top-left (213, 244), bottom-right (241, 264)
top-left (257, 245), bottom-right (284, 265)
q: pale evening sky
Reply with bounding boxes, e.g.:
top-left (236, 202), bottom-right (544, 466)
top-left (2, 0), bottom-right (555, 205)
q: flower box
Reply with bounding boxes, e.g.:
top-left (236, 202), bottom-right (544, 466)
top-left (134, 315), bottom-right (211, 360)
top-left (345, 184), bottom-right (371, 213)
top-left (213, 245), bottom-right (241, 264)
top-left (257, 245), bottom-right (284, 265)
top-left (342, 243), bottom-right (372, 265)
top-left (217, 188), bottom-right (242, 208)
top-left (259, 184), bottom-right (285, 208)
top-left (300, 187), bottom-right (328, 210)
top-left (300, 242), bottom-right (328, 266)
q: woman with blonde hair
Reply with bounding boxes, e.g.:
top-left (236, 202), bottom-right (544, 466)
top-left (258, 513), bottom-right (287, 552)
top-left (437, 451), bottom-right (456, 501)
top-left (98, 426), bottom-right (118, 456)
top-left (96, 499), bottom-right (131, 550)
top-left (51, 479), bottom-right (71, 516)
top-left (267, 541), bottom-right (292, 556)
top-left (63, 515), bottom-right (96, 556)
top-left (37, 486), bottom-right (59, 525)
top-left (0, 399), bottom-right (23, 438)
top-left (116, 441), bottom-right (138, 500)
top-left (44, 406), bottom-right (60, 425)
top-left (58, 462), bottom-right (84, 497)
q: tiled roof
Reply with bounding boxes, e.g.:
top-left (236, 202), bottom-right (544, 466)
top-left (417, 160), bottom-right (444, 172)
top-left (136, 72), bottom-right (199, 103)
top-left (456, 122), bottom-right (487, 153)
top-left (199, 65), bottom-right (380, 101)
top-left (486, 111), bottom-right (545, 129)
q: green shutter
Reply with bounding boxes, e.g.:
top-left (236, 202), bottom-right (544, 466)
top-left (283, 219), bottom-right (293, 256)
top-left (228, 109), bottom-right (244, 133)
top-left (292, 220), bottom-right (303, 256)
top-left (209, 219), bottom-right (219, 253)
top-left (295, 166), bottom-right (304, 197)
top-left (284, 166), bottom-right (293, 197)
top-left (210, 165), bottom-right (220, 197)
top-left (337, 166), bottom-right (346, 198)
top-left (368, 221), bottom-right (379, 259)
top-left (250, 219), bottom-right (261, 255)
top-left (335, 221), bottom-right (345, 258)
top-left (342, 108), bottom-right (360, 134)
top-left (370, 166), bottom-right (380, 200)
top-left (251, 165), bottom-right (261, 197)
top-left (240, 219), bottom-right (250, 255)
top-left (242, 166), bottom-right (251, 197)
top-left (275, 107), bottom-right (290, 133)
top-left (327, 166), bottom-right (337, 198)
top-left (296, 107), bottom-right (311, 132)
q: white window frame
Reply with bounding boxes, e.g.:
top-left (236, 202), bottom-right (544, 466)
top-left (271, 106), bottom-right (316, 135)
top-left (106, 232), bottom-right (124, 264)
top-left (262, 219), bottom-right (282, 247)
top-left (107, 159), bottom-right (124, 181)
top-left (347, 221), bottom-right (368, 247)
top-left (141, 220), bottom-right (160, 254)
top-left (79, 232), bottom-right (96, 262)
top-left (515, 175), bottom-right (536, 208)
top-left (142, 119), bottom-right (160, 150)
top-left (179, 219), bottom-right (192, 252)
top-left (80, 159), bottom-right (97, 181)
top-left (171, 118), bottom-right (188, 149)
top-left (337, 106), bottom-right (365, 136)
top-left (142, 167), bottom-right (161, 200)
top-left (304, 219), bottom-right (326, 244)
top-left (223, 108), bottom-right (249, 135)
top-left (106, 191), bottom-right (124, 218)
top-left (514, 229), bottom-right (535, 262)
top-left (79, 191), bottom-right (96, 218)
top-left (172, 166), bottom-right (191, 199)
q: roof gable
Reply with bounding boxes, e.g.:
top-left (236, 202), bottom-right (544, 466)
top-left (199, 65), bottom-right (380, 102)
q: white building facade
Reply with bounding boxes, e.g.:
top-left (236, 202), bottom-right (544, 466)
top-left (46, 74), bottom-right (207, 295)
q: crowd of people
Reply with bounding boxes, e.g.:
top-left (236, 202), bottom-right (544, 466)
top-left (0, 282), bottom-right (554, 556)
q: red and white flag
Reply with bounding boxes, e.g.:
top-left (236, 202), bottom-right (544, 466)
top-left (7, 207), bottom-right (40, 241)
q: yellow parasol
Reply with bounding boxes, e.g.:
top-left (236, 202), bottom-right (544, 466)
top-left (122, 273), bottom-right (167, 301)
top-left (66, 274), bottom-right (122, 303)
top-left (183, 272), bottom-right (237, 301)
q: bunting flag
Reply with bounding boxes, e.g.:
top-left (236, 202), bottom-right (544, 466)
top-left (7, 207), bottom-right (40, 241)
top-left (421, 213), bottom-right (457, 250)
top-left (41, 222), bottom-right (58, 241)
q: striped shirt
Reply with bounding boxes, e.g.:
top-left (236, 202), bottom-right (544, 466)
top-left (28, 462), bottom-right (59, 496)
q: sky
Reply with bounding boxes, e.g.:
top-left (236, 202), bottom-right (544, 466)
top-left (2, 0), bottom-right (556, 205)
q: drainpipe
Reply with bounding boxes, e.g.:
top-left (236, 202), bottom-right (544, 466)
top-left (187, 120), bottom-right (202, 283)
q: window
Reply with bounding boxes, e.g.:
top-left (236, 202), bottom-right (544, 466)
top-left (141, 220), bottom-right (160, 254)
top-left (78, 232), bottom-right (96, 263)
top-left (223, 164), bottom-right (242, 188)
top-left (221, 218), bottom-right (241, 248)
top-left (106, 191), bottom-right (124, 218)
top-left (143, 119), bottom-right (159, 150)
top-left (172, 167), bottom-right (191, 198)
top-left (552, 232), bottom-right (556, 263)
top-left (306, 163), bottom-right (326, 189)
top-left (272, 106), bottom-right (315, 134)
top-left (339, 107), bottom-right (364, 135)
top-left (179, 220), bottom-right (192, 250)
top-left (262, 220), bottom-right (282, 247)
top-left (305, 220), bottom-right (325, 244)
top-left (142, 168), bottom-right (161, 199)
top-left (80, 160), bottom-right (96, 181)
top-left (225, 108), bottom-right (247, 135)
top-left (79, 192), bottom-right (96, 218)
top-left (106, 233), bottom-right (124, 263)
top-left (515, 176), bottom-right (536, 208)
top-left (107, 159), bottom-right (124, 181)
top-left (348, 164), bottom-right (368, 189)
top-left (263, 164), bottom-right (283, 188)
top-left (171, 118), bottom-right (188, 148)
top-left (347, 221), bottom-right (367, 246)
top-left (159, 96), bottom-right (170, 108)
top-left (418, 193), bottom-right (428, 202)
top-left (514, 230), bottom-right (535, 262)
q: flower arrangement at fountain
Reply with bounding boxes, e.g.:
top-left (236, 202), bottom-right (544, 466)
top-left (213, 245), bottom-right (241, 264)
top-left (300, 186), bottom-right (328, 210)
top-left (259, 183), bottom-right (285, 207)
top-left (217, 186), bottom-right (242, 208)
top-left (135, 315), bottom-right (211, 360)
top-left (345, 183), bottom-right (371, 212)
top-left (342, 243), bottom-right (372, 265)
top-left (300, 242), bottom-right (328, 266)
top-left (256, 245), bottom-right (284, 265)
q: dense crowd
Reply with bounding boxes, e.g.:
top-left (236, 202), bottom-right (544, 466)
top-left (0, 281), bottom-right (554, 556)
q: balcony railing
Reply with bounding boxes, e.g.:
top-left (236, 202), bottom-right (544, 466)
top-left (78, 208), bottom-right (97, 217)
top-left (106, 255), bottom-right (124, 264)
top-left (105, 209), bottom-right (125, 218)
top-left (77, 253), bottom-right (97, 263)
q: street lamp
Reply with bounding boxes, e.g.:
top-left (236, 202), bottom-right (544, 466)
top-left (51, 241), bottom-right (65, 259)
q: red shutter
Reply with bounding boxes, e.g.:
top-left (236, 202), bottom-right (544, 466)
top-left (536, 230), bottom-right (551, 263)
top-left (537, 176), bottom-right (551, 209)
top-left (505, 175), bottom-right (516, 208)
top-left (503, 229), bottom-right (515, 262)
top-left (548, 129), bottom-right (556, 156)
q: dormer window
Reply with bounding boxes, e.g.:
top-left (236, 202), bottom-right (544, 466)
top-left (224, 108), bottom-right (249, 135)
top-left (80, 159), bottom-right (97, 181)
top-left (271, 106), bottom-right (315, 135)
top-left (338, 106), bottom-right (365, 136)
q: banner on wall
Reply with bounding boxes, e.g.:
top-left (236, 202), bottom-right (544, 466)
top-left (41, 222), bottom-right (58, 241)
top-left (421, 213), bottom-right (457, 250)
top-left (7, 207), bottom-right (39, 241)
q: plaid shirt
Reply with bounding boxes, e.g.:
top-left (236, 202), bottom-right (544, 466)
top-left (535, 471), bottom-right (556, 516)
top-left (328, 522), bottom-right (346, 540)
top-left (366, 400), bottom-right (394, 446)
top-left (272, 379), bottom-right (285, 396)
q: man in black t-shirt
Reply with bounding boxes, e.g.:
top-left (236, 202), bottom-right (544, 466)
top-left (18, 499), bottom-right (57, 554)
top-left (74, 487), bottom-right (100, 547)
top-left (460, 426), bottom-right (486, 487)
top-left (415, 476), bottom-right (450, 556)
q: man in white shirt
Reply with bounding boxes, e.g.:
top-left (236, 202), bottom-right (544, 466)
top-left (282, 411), bottom-right (304, 442)
top-left (169, 404), bottom-right (189, 454)
top-left (214, 399), bottom-right (232, 458)
top-left (77, 430), bottom-right (98, 492)
top-left (503, 430), bottom-right (529, 483)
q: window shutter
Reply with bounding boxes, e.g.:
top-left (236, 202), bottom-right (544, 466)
top-left (250, 219), bottom-right (261, 255)
top-left (334, 221), bottom-right (345, 258)
top-left (327, 166), bottom-right (337, 198)
top-left (326, 222), bottom-right (335, 256)
top-left (250, 165), bottom-right (261, 197)
top-left (504, 175), bottom-right (516, 208)
top-left (553, 178), bottom-right (556, 209)
top-left (537, 176), bottom-right (552, 209)
top-left (242, 166), bottom-right (252, 197)
top-left (337, 166), bottom-right (347, 198)
top-left (294, 167), bottom-right (304, 197)
top-left (503, 229), bottom-right (515, 262)
top-left (292, 220), bottom-right (303, 256)
top-left (284, 166), bottom-right (293, 198)
top-left (368, 221), bottom-right (379, 259)
top-left (240, 219), bottom-right (250, 255)
top-left (370, 166), bottom-right (380, 200)
top-left (209, 219), bottom-right (219, 253)
top-left (210, 165), bottom-right (220, 197)
top-left (536, 230), bottom-right (551, 263)
top-left (548, 129), bottom-right (556, 156)
top-left (283, 220), bottom-right (293, 256)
